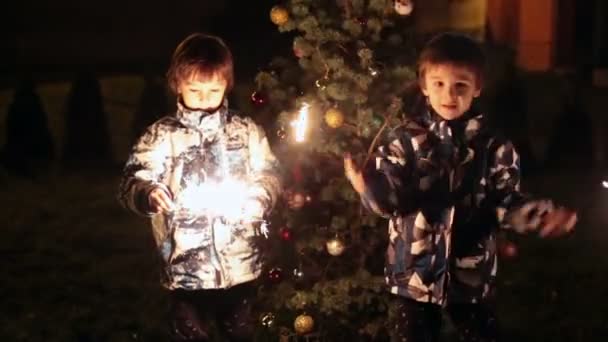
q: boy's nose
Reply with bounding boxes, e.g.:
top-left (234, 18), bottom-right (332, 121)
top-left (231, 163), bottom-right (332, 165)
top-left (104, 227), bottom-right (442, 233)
top-left (446, 86), bottom-right (457, 99)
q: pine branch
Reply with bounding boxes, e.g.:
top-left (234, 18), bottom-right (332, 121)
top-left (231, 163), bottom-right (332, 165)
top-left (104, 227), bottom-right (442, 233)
top-left (337, 0), bottom-right (353, 18)
top-left (363, 96), bottom-right (403, 166)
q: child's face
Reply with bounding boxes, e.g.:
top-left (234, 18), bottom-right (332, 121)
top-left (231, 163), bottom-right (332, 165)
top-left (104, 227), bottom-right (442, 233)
top-left (421, 63), bottom-right (481, 120)
top-left (178, 74), bottom-right (227, 112)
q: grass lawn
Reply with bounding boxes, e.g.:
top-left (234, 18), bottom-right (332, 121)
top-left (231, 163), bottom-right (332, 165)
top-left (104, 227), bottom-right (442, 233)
top-left (1, 166), bottom-right (607, 341)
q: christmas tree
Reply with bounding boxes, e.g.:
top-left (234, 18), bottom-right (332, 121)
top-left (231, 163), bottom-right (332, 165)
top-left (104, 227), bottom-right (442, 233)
top-left (251, 1), bottom-right (419, 340)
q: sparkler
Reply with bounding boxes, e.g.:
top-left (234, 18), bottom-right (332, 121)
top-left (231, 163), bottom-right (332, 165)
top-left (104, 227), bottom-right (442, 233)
top-left (603, 180), bottom-right (608, 188)
top-left (176, 178), bottom-right (262, 223)
top-left (291, 103), bottom-right (309, 143)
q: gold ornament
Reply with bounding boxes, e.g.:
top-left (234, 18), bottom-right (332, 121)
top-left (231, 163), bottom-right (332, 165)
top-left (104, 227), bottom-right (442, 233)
top-left (324, 108), bottom-right (345, 128)
top-left (270, 6), bottom-right (289, 25)
top-left (326, 237), bottom-right (346, 256)
top-left (294, 314), bottom-right (315, 335)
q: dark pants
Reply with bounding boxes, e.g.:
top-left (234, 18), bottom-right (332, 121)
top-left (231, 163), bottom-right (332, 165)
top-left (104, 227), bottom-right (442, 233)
top-left (391, 297), bottom-right (499, 342)
top-left (168, 282), bottom-right (256, 342)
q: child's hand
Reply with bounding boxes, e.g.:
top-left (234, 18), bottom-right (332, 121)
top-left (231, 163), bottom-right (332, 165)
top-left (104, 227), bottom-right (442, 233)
top-left (344, 153), bottom-right (365, 194)
top-left (539, 207), bottom-right (577, 238)
top-left (148, 187), bottom-right (175, 214)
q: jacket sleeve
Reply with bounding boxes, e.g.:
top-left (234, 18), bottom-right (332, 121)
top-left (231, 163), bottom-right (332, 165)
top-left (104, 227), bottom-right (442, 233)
top-left (246, 120), bottom-right (283, 214)
top-left (486, 140), bottom-right (554, 233)
top-left (118, 122), bottom-right (172, 217)
top-left (359, 127), bottom-right (419, 218)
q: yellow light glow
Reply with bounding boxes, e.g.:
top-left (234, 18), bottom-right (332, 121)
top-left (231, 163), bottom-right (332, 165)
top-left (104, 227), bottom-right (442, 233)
top-left (177, 178), bottom-right (258, 222)
top-left (291, 103), bottom-right (309, 143)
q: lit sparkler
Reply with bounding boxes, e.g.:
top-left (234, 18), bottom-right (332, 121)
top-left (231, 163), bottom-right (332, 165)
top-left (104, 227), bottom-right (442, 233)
top-left (291, 103), bottom-right (309, 143)
top-left (176, 178), bottom-right (262, 223)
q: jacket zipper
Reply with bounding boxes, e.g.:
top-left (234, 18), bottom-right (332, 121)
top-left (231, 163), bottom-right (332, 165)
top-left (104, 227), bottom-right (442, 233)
top-left (202, 127), bottom-right (228, 288)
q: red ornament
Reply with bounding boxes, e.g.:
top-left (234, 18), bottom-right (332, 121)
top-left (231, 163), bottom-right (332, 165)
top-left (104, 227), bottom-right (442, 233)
top-left (268, 267), bottom-right (283, 283)
top-left (251, 91), bottom-right (267, 106)
top-left (498, 240), bottom-right (518, 259)
top-left (289, 192), bottom-right (306, 209)
top-left (280, 227), bottom-right (292, 241)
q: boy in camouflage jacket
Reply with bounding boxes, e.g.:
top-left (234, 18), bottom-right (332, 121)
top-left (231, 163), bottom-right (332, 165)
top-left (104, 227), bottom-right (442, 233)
top-left (345, 33), bottom-right (577, 342)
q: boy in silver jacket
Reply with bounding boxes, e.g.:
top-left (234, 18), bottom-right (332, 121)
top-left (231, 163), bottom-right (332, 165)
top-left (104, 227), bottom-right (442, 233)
top-left (118, 33), bottom-right (281, 341)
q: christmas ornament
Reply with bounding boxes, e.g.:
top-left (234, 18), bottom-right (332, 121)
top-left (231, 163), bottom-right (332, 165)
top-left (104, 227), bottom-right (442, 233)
top-left (251, 91), bottom-right (267, 106)
top-left (268, 267), bottom-right (283, 283)
top-left (324, 107), bottom-right (345, 128)
top-left (293, 38), bottom-right (313, 58)
top-left (294, 314), bottom-right (315, 335)
top-left (260, 312), bottom-right (276, 328)
top-left (394, 0), bottom-right (414, 16)
top-left (270, 6), bottom-right (289, 26)
top-left (498, 240), bottom-right (518, 259)
top-left (287, 190), bottom-right (311, 209)
top-left (326, 237), bottom-right (346, 256)
top-left (280, 227), bottom-right (292, 241)
top-left (356, 16), bottom-right (368, 26)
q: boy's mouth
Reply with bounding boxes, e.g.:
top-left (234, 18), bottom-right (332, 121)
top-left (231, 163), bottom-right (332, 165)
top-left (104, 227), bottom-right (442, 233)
top-left (441, 104), bottom-right (458, 110)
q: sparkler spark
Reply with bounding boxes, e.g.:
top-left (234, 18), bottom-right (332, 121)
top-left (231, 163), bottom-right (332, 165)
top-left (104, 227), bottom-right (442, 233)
top-left (291, 103), bottom-right (309, 143)
top-left (176, 179), bottom-right (261, 223)
top-left (602, 180), bottom-right (608, 188)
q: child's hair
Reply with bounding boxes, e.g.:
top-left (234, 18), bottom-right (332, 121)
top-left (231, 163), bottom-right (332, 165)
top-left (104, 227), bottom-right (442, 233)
top-left (417, 32), bottom-right (485, 85)
top-left (166, 33), bottom-right (234, 93)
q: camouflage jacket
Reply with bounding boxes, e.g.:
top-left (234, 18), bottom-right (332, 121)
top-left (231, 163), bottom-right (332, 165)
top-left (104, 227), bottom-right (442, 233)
top-left (360, 109), bottom-right (553, 305)
top-left (118, 100), bottom-right (282, 290)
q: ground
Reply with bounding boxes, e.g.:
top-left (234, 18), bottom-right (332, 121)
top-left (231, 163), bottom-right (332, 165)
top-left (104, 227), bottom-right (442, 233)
top-left (1, 164), bottom-right (607, 341)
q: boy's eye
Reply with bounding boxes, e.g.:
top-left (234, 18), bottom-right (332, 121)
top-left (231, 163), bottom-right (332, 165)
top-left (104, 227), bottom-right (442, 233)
top-left (433, 81), bottom-right (443, 88)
